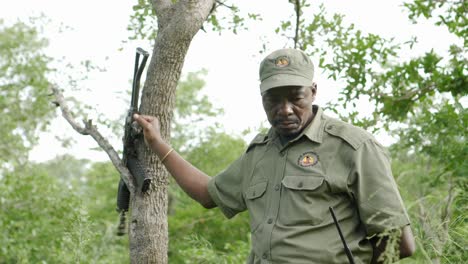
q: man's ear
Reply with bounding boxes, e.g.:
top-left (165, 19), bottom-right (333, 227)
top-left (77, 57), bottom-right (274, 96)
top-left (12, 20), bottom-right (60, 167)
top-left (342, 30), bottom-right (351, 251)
top-left (311, 82), bottom-right (317, 97)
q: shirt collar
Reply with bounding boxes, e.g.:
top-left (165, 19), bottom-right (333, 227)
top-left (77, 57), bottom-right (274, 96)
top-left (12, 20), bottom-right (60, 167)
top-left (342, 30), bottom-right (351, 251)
top-left (302, 105), bottom-right (325, 144)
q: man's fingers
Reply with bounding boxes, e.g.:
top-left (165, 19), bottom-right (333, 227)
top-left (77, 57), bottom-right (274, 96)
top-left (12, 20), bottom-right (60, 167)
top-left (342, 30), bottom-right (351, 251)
top-left (133, 114), bottom-right (150, 128)
top-left (134, 114), bottom-right (159, 132)
top-left (139, 114), bottom-right (154, 122)
top-left (134, 113), bottom-right (152, 122)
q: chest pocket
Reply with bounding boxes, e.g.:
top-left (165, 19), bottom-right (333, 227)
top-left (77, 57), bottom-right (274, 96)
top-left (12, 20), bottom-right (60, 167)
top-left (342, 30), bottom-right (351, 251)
top-left (245, 181), bottom-right (268, 232)
top-left (282, 176), bottom-right (324, 191)
top-left (279, 175), bottom-right (329, 226)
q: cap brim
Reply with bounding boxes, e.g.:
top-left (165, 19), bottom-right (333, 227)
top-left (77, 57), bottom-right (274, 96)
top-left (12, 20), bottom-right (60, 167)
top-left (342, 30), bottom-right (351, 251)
top-left (260, 74), bottom-right (313, 94)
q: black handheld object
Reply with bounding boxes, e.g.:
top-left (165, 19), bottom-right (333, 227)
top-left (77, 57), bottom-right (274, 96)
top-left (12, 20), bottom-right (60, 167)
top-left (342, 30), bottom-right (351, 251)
top-left (116, 47), bottom-right (150, 236)
top-left (329, 206), bottom-right (356, 264)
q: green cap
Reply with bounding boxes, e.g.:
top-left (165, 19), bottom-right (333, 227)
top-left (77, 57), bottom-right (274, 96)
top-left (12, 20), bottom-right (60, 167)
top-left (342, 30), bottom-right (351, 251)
top-left (259, 48), bottom-right (314, 94)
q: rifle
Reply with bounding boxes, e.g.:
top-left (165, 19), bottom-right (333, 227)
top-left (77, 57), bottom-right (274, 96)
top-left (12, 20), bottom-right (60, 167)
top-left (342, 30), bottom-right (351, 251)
top-left (329, 206), bottom-right (356, 264)
top-left (116, 47), bottom-right (151, 236)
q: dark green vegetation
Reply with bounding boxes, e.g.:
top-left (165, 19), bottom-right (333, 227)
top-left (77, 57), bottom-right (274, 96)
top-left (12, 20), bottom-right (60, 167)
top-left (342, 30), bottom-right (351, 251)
top-left (0, 19), bottom-right (53, 168)
top-left (1, 1), bottom-right (466, 263)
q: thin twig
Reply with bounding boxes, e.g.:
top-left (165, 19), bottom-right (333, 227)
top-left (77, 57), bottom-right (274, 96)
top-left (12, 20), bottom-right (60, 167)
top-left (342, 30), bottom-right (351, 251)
top-left (215, 0), bottom-right (235, 10)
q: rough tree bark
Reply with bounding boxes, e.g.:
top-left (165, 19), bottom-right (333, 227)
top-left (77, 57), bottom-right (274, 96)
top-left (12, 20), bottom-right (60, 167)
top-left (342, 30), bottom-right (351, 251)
top-left (53, 0), bottom-right (216, 263)
top-left (128, 0), bottom-right (216, 263)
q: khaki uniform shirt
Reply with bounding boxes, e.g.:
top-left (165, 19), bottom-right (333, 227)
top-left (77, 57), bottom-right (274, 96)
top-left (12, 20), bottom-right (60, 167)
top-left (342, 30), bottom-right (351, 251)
top-left (207, 106), bottom-right (410, 264)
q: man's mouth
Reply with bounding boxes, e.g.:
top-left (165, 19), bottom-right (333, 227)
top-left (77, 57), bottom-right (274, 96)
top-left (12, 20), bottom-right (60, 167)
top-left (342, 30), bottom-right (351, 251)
top-left (275, 119), bottom-right (299, 128)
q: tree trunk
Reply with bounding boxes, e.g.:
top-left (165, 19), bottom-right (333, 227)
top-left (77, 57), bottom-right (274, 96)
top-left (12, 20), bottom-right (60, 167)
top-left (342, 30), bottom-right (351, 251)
top-left (128, 1), bottom-right (215, 263)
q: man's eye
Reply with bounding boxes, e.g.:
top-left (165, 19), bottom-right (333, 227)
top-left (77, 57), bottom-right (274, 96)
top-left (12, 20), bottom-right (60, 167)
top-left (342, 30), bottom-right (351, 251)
top-left (266, 97), bottom-right (279, 103)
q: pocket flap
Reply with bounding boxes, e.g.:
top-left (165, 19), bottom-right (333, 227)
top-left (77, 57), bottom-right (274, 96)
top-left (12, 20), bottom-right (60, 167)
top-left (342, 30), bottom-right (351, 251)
top-left (282, 176), bottom-right (324, 191)
top-left (245, 182), bottom-right (268, 199)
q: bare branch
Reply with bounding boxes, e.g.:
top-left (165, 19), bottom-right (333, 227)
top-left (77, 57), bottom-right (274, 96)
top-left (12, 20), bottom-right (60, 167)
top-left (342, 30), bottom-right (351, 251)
top-left (292, 0), bottom-right (302, 49)
top-left (50, 86), bottom-right (135, 193)
top-left (215, 0), bottom-right (235, 9)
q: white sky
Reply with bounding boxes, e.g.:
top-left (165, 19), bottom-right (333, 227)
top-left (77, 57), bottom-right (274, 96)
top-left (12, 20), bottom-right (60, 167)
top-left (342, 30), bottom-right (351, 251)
top-left (0, 0), bottom-right (458, 162)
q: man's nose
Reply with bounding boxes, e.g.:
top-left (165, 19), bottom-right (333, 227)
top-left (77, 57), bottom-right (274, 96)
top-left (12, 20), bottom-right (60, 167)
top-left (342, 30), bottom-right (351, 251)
top-left (277, 99), bottom-right (293, 116)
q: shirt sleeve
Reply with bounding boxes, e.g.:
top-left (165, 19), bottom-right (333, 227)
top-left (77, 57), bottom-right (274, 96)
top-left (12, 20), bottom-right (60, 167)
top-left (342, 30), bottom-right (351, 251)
top-left (348, 139), bottom-right (411, 236)
top-left (207, 156), bottom-right (247, 219)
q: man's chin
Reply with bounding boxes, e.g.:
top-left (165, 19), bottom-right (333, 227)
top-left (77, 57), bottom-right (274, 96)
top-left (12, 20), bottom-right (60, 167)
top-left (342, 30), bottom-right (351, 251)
top-left (276, 128), bottom-right (300, 139)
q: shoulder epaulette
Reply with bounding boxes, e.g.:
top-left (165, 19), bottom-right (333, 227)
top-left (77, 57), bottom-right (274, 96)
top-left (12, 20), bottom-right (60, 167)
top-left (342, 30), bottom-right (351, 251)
top-left (324, 118), bottom-right (374, 150)
top-left (246, 133), bottom-right (268, 153)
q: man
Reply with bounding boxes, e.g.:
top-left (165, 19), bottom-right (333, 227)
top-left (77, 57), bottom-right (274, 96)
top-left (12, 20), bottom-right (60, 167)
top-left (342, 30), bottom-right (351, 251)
top-left (134, 48), bottom-right (415, 263)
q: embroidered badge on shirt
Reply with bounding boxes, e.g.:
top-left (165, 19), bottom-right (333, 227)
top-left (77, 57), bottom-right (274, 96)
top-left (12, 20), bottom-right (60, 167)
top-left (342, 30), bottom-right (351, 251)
top-left (298, 151), bottom-right (319, 167)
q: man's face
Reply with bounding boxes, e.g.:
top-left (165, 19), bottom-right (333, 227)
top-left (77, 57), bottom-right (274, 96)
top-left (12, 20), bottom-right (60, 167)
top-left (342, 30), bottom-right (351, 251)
top-left (262, 85), bottom-right (317, 138)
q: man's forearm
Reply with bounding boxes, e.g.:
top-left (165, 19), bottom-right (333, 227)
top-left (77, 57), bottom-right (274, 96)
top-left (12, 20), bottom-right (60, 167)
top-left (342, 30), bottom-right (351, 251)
top-left (150, 139), bottom-right (216, 209)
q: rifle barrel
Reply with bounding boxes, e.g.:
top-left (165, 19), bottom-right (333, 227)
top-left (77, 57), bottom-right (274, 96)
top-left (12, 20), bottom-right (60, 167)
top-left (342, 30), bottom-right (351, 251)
top-left (130, 49), bottom-right (149, 109)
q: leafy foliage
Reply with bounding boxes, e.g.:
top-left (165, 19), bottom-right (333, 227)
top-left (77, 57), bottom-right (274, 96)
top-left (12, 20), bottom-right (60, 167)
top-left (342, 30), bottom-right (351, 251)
top-left (0, 19), bottom-right (54, 167)
top-left (168, 69), bottom-right (250, 263)
top-left (403, 0), bottom-right (467, 40)
top-left (391, 152), bottom-right (467, 263)
top-left (0, 159), bottom-right (130, 264)
top-left (80, 161), bottom-right (130, 263)
top-left (127, 0), bottom-right (157, 41)
top-left (0, 165), bottom-right (90, 263)
top-left (173, 234), bottom-right (250, 264)
top-left (169, 184), bottom-right (250, 263)
top-left (171, 70), bottom-right (224, 152)
top-left (205, 1), bottom-right (261, 35)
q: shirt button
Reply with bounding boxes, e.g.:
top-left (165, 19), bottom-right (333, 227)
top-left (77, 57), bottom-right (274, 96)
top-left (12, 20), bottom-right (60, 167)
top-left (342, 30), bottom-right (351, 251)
top-left (297, 182), bottom-right (304, 188)
top-left (274, 184), bottom-right (280, 191)
top-left (267, 218), bottom-right (273, 224)
top-left (262, 253), bottom-right (268, 259)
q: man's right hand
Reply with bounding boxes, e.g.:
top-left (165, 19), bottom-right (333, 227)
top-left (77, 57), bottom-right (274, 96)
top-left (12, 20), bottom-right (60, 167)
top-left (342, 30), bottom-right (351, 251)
top-left (133, 114), bottom-right (215, 209)
top-left (133, 114), bottom-right (162, 149)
